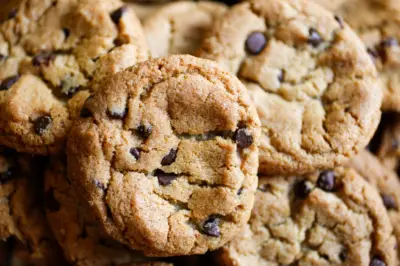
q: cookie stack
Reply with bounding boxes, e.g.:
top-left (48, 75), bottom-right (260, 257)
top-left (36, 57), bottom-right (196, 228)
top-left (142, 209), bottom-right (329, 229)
top-left (0, 0), bottom-right (399, 265)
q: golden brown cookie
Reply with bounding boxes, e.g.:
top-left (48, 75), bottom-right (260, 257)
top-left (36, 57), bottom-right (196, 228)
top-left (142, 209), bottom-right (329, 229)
top-left (67, 55), bottom-right (261, 256)
top-left (143, 1), bottom-right (227, 57)
top-left (0, 0), bottom-right (149, 155)
top-left (198, 0), bottom-right (382, 175)
top-left (216, 168), bottom-right (397, 266)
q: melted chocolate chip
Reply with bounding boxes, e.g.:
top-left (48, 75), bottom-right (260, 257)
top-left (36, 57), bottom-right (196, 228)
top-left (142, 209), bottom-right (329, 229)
top-left (339, 249), bottom-right (347, 261)
top-left (203, 217), bottom-right (220, 237)
top-left (317, 171), bottom-right (336, 192)
top-left (107, 108), bottom-right (126, 119)
top-left (294, 180), bottom-right (312, 199)
top-left (32, 52), bottom-right (55, 67)
top-left (154, 169), bottom-right (177, 186)
top-left (234, 128), bottom-right (253, 149)
top-left (62, 28), bottom-right (70, 39)
top-left (161, 149), bottom-right (177, 166)
top-left (110, 6), bottom-right (127, 24)
top-left (7, 8), bottom-right (17, 19)
top-left (370, 256), bottom-right (386, 266)
top-left (45, 189), bottom-right (60, 212)
top-left (334, 15), bottom-right (344, 29)
top-left (245, 32), bottom-right (267, 55)
top-left (381, 37), bottom-right (398, 48)
top-left (130, 148), bottom-right (141, 160)
top-left (381, 194), bottom-right (397, 210)
top-left (0, 75), bottom-right (20, 91)
top-left (136, 124), bottom-right (152, 139)
top-left (34, 116), bottom-right (52, 135)
top-left (308, 28), bottom-right (323, 47)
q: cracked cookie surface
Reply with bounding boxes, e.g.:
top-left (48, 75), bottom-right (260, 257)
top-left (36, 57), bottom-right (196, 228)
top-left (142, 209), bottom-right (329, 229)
top-left (350, 150), bottom-right (400, 261)
top-left (143, 1), bottom-right (227, 58)
top-left (197, 0), bottom-right (382, 175)
top-left (334, 0), bottom-right (400, 112)
top-left (0, 0), bottom-right (149, 155)
top-left (67, 55), bottom-right (261, 256)
top-left (216, 167), bottom-right (397, 266)
top-left (0, 147), bottom-right (65, 265)
top-left (45, 158), bottom-right (173, 266)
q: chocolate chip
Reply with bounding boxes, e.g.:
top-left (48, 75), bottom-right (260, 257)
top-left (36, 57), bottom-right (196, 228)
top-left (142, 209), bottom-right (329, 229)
top-left (381, 194), bottom-right (397, 210)
top-left (203, 217), bottom-right (220, 237)
top-left (80, 107), bottom-right (92, 118)
top-left (94, 180), bottom-right (105, 190)
top-left (294, 180), bottom-right (312, 199)
top-left (62, 28), bottom-right (70, 39)
top-left (130, 148), bottom-right (140, 160)
top-left (113, 38), bottom-right (124, 47)
top-left (381, 37), bottom-right (398, 48)
top-left (245, 32), bottom-right (267, 55)
top-left (234, 128), bottom-right (253, 149)
top-left (0, 75), bottom-right (20, 91)
top-left (110, 6), bottom-right (127, 24)
top-left (107, 108), bottom-right (126, 119)
top-left (45, 189), bottom-right (60, 212)
top-left (334, 15), bottom-right (344, 29)
top-left (33, 116), bottom-right (52, 135)
top-left (32, 52), bottom-right (55, 67)
top-left (237, 188), bottom-right (243, 195)
top-left (161, 149), bottom-right (177, 166)
top-left (136, 124), bottom-right (152, 139)
top-left (370, 256), bottom-right (386, 266)
top-left (308, 28), bottom-right (323, 47)
top-left (7, 8), bottom-right (17, 19)
top-left (154, 169), bottom-right (177, 186)
top-left (367, 47), bottom-right (380, 59)
top-left (339, 249), bottom-right (347, 261)
top-left (278, 70), bottom-right (285, 82)
top-left (317, 171), bottom-right (336, 192)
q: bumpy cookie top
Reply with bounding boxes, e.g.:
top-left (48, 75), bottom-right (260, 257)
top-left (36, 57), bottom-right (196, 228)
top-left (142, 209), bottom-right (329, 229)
top-left (198, 0), bottom-right (382, 175)
top-left (143, 1), bottom-right (227, 57)
top-left (67, 55), bottom-right (261, 256)
top-left (216, 168), bottom-right (397, 266)
top-left (335, 0), bottom-right (400, 111)
top-left (45, 159), bottom-right (171, 266)
top-left (350, 150), bottom-right (400, 261)
top-left (0, 0), bottom-right (149, 155)
top-left (376, 114), bottom-right (400, 173)
top-left (0, 147), bottom-right (65, 265)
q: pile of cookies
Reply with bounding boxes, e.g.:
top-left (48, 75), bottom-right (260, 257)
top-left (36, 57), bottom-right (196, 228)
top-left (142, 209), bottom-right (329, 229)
top-left (0, 0), bottom-right (400, 265)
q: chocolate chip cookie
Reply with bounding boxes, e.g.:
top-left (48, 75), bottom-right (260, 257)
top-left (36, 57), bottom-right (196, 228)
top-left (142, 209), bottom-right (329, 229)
top-left (0, 0), bottom-right (149, 155)
top-left (335, 0), bottom-right (400, 111)
top-left (198, 0), bottom-right (382, 175)
top-left (350, 150), bottom-right (400, 261)
top-left (0, 147), bottom-right (65, 265)
top-left (376, 113), bottom-right (400, 173)
top-left (67, 55), bottom-right (261, 256)
top-left (143, 1), bottom-right (227, 58)
top-left (45, 158), bottom-right (172, 266)
top-left (215, 168), bottom-right (398, 266)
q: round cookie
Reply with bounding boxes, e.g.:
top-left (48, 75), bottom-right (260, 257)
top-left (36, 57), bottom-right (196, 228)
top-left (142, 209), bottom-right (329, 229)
top-left (0, 0), bottom-right (149, 155)
top-left (215, 168), bottom-right (398, 266)
top-left (376, 113), bottom-right (400, 173)
top-left (0, 147), bottom-right (65, 265)
top-left (335, 0), bottom-right (400, 111)
top-left (45, 158), bottom-right (172, 266)
top-left (197, 0), bottom-right (382, 175)
top-left (67, 55), bottom-right (261, 256)
top-left (350, 150), bottom-right (400, 261)
top-left (143, 1), bottom-right (227, 58)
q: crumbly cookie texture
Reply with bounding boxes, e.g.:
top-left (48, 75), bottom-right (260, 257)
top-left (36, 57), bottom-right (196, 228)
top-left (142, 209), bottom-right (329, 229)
top-left (143, 1), bottom-right (227, 57)
top-left (216, 168), bottom-right (397, 266)
top-left (0, 0), bottom-right (149, 155)
top-left (335, 0), bottom-right (400, 111)
top-left (377, 114), bottom-right (400, 173)
top-left (67, 55), bottom-right (261, 256)
top-left (0, 147), bottom-right (65, 265)
top-left (350, 150), bottom-right (400, 261)
top-left (45, 158), bottom-right (172, 266)
top-left (197, 0), bottom-right (382, 175)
